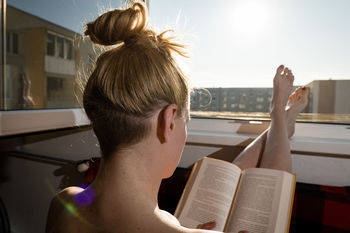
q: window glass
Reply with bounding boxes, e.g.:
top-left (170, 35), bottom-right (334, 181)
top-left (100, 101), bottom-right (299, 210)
top-left (1, 1), bottom-right (122, 110)
top-left (1, 0), bottom-right (349, 124)
top-left (46, 33), bottom-right (55, 56)
top-left (65, 39), bottom-right (73, 60)
top-left (6, 32), bottom-right (10, 53)
top-left (56, 36), bottom-right (64, 58)
top-left (47, 76), bottom-right (76, 108)
top-left (12, 33), bottom-right (18, 54)
top-left (149, 0), bottom-right (350, 124)
top-left (6, 32), bottom-right (18, 54)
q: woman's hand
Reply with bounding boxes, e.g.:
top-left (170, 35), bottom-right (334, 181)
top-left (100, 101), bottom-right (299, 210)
top-left (196, 221), bottom-right (216, 230)
top-left (197, 221), bottom-right (248, 233)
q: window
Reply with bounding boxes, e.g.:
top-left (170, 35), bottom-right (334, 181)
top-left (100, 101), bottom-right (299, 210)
top-left (6, 32), bottom-right (19, 54)
top-left (1, 3), bottom-right (100, 111)
top-left (256, 97), bottom-right (264, 103)
top-left (1, 0), bottom-right (349, 127)
top-left (56, 36), bottom-right (64, 58)
top-left (46, 33), bottom-right (74, 60)
top-left (149, 0), bottom-right (350, 124)
top-left (46, 33), bottom-right (55, 56)
top-left (47, 76), bottom-right (76, 108)
top-left (65, 39), bottom-right (73, 60)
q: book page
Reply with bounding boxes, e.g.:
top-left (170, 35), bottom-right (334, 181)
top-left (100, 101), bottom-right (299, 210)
top-left (177, 158), bottom-right (242, 231)
top-left (274, 173), bottom-right (295, 233)
top-left (225, 168), bottom-right (294, 233)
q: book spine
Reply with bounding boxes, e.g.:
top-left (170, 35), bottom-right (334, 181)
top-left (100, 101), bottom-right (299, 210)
top-left (286, 174), bottom-right (297, 233)
top-left (174, 159), bottom-right (202, 218)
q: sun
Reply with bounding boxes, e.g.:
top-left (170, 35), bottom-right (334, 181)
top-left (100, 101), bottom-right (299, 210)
top-left (231, 2), bottom-right (268, 36)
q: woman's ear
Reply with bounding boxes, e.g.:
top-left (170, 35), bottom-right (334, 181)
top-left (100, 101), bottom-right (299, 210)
top-left (157, 104), bottom-right (178, 144)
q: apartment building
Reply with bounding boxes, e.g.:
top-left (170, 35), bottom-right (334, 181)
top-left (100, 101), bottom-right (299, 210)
top-left (308, 79), bottom-right (350, 114)
top-left (5, 5), bottom-right (95, 110)
top-left (191, 87), bottom-right (273, 112)
top-left (191, 79), bottom-right (350, 114)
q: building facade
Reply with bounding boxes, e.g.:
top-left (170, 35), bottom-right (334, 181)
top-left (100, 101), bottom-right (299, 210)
top-left (4, 5), bottom-right (95, 110)
top-left (308, 79), bottom-right (350, 114)
top-left (191, 79), bottom-right (350, 114)
top-left (191, 87), bottom-right (273, 112)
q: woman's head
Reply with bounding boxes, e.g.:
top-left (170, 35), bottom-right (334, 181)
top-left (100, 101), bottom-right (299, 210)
top-left (83, 2), bottom-right (189, 159)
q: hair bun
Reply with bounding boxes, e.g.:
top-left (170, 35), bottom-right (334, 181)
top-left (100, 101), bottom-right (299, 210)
top-left (85, 2), bottom-right (148, 46)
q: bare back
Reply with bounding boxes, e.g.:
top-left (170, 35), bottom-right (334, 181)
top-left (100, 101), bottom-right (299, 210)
top-left (45, 186), bottom-right (220, 233)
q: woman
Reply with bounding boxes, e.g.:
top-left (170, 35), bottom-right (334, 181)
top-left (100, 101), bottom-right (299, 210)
top-left (46, 2), bottom-right (308, 233)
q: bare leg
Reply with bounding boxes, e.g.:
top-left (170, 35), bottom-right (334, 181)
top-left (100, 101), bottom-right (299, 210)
top-left (234, 86), bottom-right (308, 170)
top-left (259, 65), bottom-right (294, 172)
top-left (233, 129), bottom-right (268, 170)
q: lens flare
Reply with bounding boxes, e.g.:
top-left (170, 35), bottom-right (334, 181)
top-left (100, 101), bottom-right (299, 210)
top-left (45, 178), bottom-right (96, 229)
top-left (73, 186), bottom-right (96, 206)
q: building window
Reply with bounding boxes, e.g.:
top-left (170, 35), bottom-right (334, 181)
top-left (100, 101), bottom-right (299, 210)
top-left (65, 39), bottom-right (73, 60)
top-left (56, 36), bottom-right (64, 58)
top-left (46, 33), bottom-right (55, 56)
top-left (256, 97), bottom-right (264, 103)
top-left (47, 76), bottom-right (64, 101)
top-left (6, 32), bottom-right (19, 54)
top-left (47, 76), bottom-right (77, 108)
top-left (46, 32), bottom-right (73, 60)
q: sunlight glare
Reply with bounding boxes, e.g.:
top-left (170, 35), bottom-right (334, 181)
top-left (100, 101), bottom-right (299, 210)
top-left (231, 2), bottom-right (268, 36)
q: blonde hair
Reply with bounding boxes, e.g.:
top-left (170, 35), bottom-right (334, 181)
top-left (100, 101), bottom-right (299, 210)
top-left (83, 2), bottom-right (189, 158)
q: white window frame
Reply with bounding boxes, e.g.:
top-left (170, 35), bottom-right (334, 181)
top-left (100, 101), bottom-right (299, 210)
top-left (1, 109), bottom-right (348, 158)
top-left (0, 109), bottom-right (89, 136)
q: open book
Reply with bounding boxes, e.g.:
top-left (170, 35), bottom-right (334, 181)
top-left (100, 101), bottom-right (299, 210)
top-left (174, 157), bottom-right (296, 233)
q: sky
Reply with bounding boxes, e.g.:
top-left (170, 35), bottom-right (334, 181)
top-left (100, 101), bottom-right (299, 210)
top-left (8, 0), bottom-right (350, 87)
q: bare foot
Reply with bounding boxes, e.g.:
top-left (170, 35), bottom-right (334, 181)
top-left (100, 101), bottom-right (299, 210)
top-left (286, 86), bottom-right (309, 138)
top-left (270, 65), bottom-right (294, 117)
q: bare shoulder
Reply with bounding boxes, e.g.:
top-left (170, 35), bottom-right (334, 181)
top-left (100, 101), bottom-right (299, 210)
top-left (49, 186), bottom-right (84, 213)
top-left (45, 187), bottom-right (84, 233)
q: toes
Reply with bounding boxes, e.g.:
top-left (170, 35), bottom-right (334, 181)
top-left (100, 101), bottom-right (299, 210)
top-left (290, 72), bottom-right (294, 82)
top-left (276, 65), bottom-right (284, 74)
top-left (288, 91), bottom-right (297, 102)
top-left (283, 67), bottom-right (294, 83)
top-left (289, 87), bottom-right (303, 102)
top-left (302, 86), bottom-right (309, 94)
top-left (294, 87), bottom-right (303, 95)
top-left (287, 95), bottom-right (295, 103)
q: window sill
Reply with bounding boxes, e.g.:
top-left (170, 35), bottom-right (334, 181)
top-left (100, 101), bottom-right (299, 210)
top-left (187, 118), bottom-right (350, 156)
top-left (0, 108), bottom-right (90, 137)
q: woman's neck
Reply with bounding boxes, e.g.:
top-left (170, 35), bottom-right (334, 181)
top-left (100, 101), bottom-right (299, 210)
top-left (91, 144), bottom-right (165, 206)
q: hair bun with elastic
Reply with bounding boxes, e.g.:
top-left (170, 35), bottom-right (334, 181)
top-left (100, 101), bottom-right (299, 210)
top-left (84, 2), bottom-right (148, 46)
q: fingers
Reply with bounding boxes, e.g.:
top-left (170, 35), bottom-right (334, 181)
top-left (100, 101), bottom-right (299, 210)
top-left (197, 221), bottom-right (216, 230)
